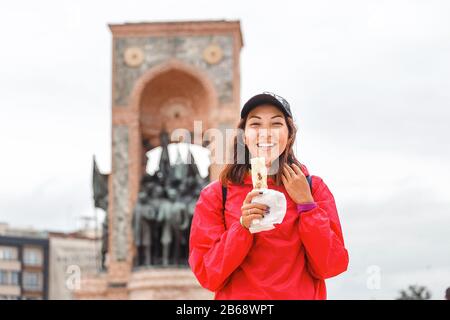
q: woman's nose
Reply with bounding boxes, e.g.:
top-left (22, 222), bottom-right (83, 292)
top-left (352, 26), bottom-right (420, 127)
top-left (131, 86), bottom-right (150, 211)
top-left (257, 128), bottom-right (273, 140)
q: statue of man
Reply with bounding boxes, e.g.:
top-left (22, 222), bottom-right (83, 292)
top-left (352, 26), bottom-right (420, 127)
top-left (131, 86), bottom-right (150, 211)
top-left (157, 187), bottom-right (188, 266)
top-left (133, 189), bottom-right (155, 266)
top-left (147, 184), bottom-right (164, 264)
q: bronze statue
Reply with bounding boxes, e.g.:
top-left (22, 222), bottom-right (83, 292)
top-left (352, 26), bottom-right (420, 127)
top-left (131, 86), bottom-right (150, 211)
top-left (92, 156), bottom-right (109, 270)
top-left (93, 128), bottom-right (207, 268)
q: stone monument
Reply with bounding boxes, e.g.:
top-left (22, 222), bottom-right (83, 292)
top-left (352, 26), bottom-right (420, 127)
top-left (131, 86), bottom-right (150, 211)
top-left (74, 20), bottom-right (243, 299)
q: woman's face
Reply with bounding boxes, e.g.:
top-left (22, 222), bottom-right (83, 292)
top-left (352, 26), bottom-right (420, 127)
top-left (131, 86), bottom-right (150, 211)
top-left (244, 104), bottom-right (289, 167)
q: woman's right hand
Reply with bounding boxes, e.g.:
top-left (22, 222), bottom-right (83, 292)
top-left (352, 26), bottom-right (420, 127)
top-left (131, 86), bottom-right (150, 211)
top-left (240, 190), bottom-right (269, 229)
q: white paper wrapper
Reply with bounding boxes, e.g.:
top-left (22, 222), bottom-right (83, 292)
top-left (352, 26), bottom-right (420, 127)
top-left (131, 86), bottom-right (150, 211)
top-left (249, 189), bottom-right (287, 233)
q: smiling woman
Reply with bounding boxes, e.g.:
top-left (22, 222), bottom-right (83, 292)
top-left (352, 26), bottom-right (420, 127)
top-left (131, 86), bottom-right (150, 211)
top-left (219, 92), bottom-right (300, 186)
top-left (189, 92), bottom-right (349, 300)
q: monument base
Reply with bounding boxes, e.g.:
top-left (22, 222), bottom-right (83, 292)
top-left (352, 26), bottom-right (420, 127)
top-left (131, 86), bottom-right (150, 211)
top-left (74, 268), bottom-right (213, 300)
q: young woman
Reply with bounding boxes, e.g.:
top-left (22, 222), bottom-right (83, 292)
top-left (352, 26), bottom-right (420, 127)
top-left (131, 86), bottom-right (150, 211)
top-left (188, 92), bottom-right (349, 299)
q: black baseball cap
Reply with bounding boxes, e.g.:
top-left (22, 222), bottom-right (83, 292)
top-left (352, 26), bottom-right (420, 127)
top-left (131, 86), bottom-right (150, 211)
top-left (241, 91), bottom-right (292, 119)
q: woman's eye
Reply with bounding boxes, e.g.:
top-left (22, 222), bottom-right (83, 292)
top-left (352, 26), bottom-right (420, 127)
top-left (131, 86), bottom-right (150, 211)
top-left (250, 123), bottom-right (260, 127)
top-left (272, 122), bottom-right (283, 126)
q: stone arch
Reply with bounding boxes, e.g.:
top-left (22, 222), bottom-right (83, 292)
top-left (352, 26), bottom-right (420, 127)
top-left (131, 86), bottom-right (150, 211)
top-left (127, 59), bottom-right (220, 207)
top-left (131, 59), bottom-right (218, 143)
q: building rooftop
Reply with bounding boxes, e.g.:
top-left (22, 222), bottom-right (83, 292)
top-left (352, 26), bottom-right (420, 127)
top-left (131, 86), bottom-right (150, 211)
top-left (0, 223), bottom-right (101, 240)
top-left (0, 223), bottom-right (48, 239)
top-left (108, 19), bottom-right (244, 47)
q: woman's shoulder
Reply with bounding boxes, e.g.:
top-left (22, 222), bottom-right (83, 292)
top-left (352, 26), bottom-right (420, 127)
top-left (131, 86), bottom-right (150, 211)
top-left (300, 163), bottom-right (325, 191)
top-left (200, 179), bottom-right (223, 198)
top-left (309, 174), bottom-right (334, 199)
top-left (194, 180), bottom-right (224, 213)
top-left (300, 162), bottom-right (329, 197)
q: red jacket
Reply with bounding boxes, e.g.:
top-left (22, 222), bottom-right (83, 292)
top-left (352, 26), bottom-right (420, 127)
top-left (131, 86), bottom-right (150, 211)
top-left (188, 164), bottom-right (349, 299)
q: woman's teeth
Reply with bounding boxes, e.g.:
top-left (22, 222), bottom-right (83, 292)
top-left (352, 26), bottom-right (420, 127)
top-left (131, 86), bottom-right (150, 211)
top-left (257, 143), bottom-right (275, 149)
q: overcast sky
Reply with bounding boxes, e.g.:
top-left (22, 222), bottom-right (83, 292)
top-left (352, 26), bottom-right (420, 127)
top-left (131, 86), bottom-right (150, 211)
top-left (1, 0), bottom-right (449, 299)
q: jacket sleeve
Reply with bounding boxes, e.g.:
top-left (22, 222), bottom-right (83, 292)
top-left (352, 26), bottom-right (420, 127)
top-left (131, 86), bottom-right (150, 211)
top-left (188, 182), bottom-right (254, 292)
top-left (299, 177), bottom-right (349, 280)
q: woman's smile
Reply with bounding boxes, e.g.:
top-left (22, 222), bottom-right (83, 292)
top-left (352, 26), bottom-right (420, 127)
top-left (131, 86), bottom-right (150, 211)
top-left (257, 142), bottom-right (277, 150)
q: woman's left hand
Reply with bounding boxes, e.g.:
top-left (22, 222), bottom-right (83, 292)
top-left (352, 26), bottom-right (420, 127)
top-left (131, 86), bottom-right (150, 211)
top-left (281, 163), bottom-right (314, 204)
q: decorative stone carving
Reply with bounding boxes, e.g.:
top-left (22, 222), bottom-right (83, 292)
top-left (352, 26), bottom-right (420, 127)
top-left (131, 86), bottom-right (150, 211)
top-left (202, 44), bottom-right (223, 64)
top-left (124, 47), bottom-right (144, 67)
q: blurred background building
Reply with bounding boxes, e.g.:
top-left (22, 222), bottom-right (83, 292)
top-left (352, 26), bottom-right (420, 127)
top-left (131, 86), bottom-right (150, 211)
top-left (0, 222), bottom-right (102, 300)
top-left (0, 223), bottom-right (49, 300)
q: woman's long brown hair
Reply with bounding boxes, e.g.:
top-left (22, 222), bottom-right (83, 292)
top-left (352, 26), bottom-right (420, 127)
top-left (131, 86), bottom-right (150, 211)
top-left (219, 114), bottom-right (302, 187)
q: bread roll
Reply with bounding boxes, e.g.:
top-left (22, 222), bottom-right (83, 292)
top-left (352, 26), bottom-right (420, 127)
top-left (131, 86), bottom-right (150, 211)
top-left (250, 157), bottom-right (268, 189)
